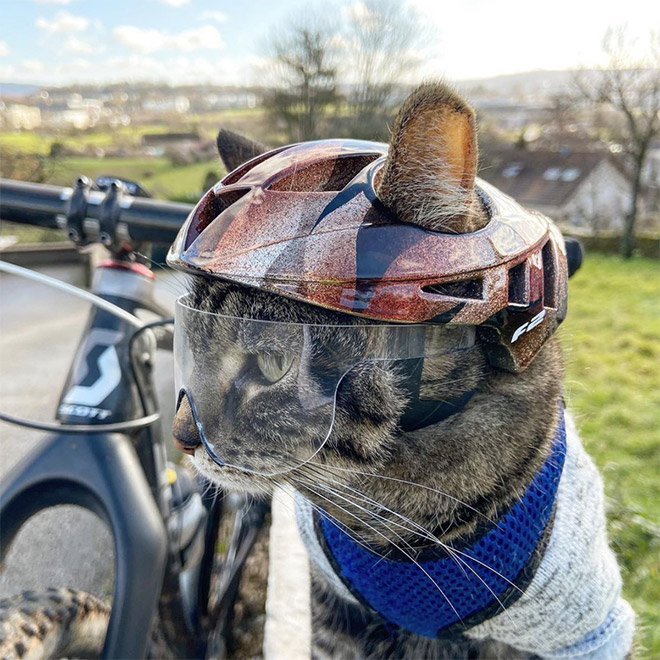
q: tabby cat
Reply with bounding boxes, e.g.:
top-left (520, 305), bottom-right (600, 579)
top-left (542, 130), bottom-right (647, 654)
top-left (172, 83), bottom-right (633, 659)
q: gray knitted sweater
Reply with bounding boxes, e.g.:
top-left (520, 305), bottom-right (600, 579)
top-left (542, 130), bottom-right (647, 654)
top-left (297, 412), bottom-right (635, 659)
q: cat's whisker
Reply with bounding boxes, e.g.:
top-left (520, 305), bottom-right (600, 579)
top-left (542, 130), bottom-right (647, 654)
top-left (305, 459), bottom-right (500, 528)
top-left (296, 469), bottom-right (476, 585)
top-left (133, 248), bottom-right (188, 280)
top-left (298, 464), bottom-right (471, 563)
top-left (292, 476), bottom-right (423, 559)
top-left (297, 464), bottom-right (440, 544)
top-left (296, 478), bottom-right (464, 624)
top-left (297, 464), bottom-right (524, 603)
top-left (201, 480), bottom-right (221, 502)
top-left (303, 479), bottom-right (440, 551)
top-left (299, 469), bottom-right (485, 585)
top-left (299, 472), bottom-right (516, 625)
top-left (193, 468), bottom-right (225, 502)
top-left (300, 475), bottom-right (520, 630)
top-left (275, 477), bottom-right (377, 555)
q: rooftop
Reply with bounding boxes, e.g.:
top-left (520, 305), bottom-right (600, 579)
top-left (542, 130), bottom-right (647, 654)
top-left (481, 149), bottom-right (623, 208)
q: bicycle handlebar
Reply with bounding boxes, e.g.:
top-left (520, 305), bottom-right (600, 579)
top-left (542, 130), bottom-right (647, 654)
top-left (0, 178), bottom-right (194, 245)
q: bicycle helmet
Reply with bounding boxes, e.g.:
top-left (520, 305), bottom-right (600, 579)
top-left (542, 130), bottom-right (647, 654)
top-left (167, 137), bottom-right (568, 373)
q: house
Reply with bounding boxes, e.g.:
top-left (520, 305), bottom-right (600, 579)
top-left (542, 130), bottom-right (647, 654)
top-left (140, 132), bottom-right (215, 163)
top-left (141, 132), bottom-right (201, 157)
top-left (141, 96), bottom-right (190, 114)
top-left (5, 104), bottom-right (41, 130)
top-left (641, 140), bottom-right (660, 225)
top-left (43, 94), bottom-right (105, 129)
top-left (482, 149), bottom-right (631, 234)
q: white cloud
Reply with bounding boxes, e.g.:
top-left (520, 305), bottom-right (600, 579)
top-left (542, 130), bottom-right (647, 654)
top-left (176, 25), bottom-right (224, 51)
top-left (0, 50), bottom-right (261, 85)
top-left (155, 0), bottom-right (190, 6)
top-left (98, 53), bottom-right (252, 85)
top-left (0, 64), bottom-right (16, 78)
top-left (69, 57), bottom-right (92, 70)
top-left (36, 11), bottom-right (89, 33)
top-left (113, 24), bottom-right (224, 53)
top-left (63, 36), bottom-right (94, 54)
top-left (31, 0), bottom-right (78, 4)
top-left (343, 2), bottom-right (373, 24)
top-left (21, 59), bottom-right (46, 73)
top-left (407, 0), bottom-right (660, 79)
top-left (200, 10), bottom-right (228, 24)
top-left (0, 41), bottom-right (9, 56)
top-left (112, 26), bottom-right (164, 53)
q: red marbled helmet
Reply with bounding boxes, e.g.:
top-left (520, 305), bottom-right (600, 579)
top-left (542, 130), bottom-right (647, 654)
top-left (167, 139), bottom-right (569, 372)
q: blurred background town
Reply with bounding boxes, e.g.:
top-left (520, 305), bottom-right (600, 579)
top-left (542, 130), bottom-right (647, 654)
top-left (0, 1), bottom-right (658, 656)
top-left (0, 1), bottom-right (659, 258)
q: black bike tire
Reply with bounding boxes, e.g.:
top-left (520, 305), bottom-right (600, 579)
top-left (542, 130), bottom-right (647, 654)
top-left (0, 588), bottom-right (174, 660)
top-left (0, 588), bottom-right (110, 660)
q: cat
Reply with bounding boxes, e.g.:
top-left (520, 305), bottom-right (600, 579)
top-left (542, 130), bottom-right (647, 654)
top-left (172, 82), bottom-right (634, 660)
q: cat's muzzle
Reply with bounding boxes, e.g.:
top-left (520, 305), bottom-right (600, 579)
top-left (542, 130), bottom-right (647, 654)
top-left (172, 390), bottom-right (202, 455)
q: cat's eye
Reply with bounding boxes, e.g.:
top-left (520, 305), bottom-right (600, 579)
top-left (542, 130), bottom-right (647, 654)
top-left (256, 351), bottom-right (294, 383)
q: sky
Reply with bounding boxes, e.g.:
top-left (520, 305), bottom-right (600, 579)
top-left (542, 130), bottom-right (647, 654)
top-left (0, 0), bottom-right (658, 87)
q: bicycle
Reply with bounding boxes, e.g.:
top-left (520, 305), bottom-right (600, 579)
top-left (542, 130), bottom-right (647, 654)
top-left (0, 176), bottom-right (268, 660)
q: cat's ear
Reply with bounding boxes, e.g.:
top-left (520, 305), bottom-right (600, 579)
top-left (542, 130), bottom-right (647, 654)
top-left (375, 82), bottom-right (488, 233)
top-left (216, 129), bottom-right (268, 173)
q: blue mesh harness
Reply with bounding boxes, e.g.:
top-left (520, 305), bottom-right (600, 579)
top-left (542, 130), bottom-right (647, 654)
top-left (316, 413), bottom-right (567, 638)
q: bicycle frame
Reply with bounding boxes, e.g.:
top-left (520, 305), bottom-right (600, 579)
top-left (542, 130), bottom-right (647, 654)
top-left (0, 258), bottom-right (220, 659)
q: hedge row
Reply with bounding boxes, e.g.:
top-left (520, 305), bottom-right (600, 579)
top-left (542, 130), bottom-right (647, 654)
top-left (563, 232), bottom-right (659, 259)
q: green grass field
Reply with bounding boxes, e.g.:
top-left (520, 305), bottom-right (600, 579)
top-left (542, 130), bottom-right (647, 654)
top-left (47, 156), bottom-right (223, 201)
top-left (1, 124), bottom-right (173, 154)
top-left (560, 254), bottom-right (660, 658)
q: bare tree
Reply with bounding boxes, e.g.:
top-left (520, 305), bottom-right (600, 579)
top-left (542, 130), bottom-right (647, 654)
top-left (575, 27), bottom-right (660, 257)
top-left (263, 16), bottom-right (340, 142)
top-left (343, 0), bottom-right (425, 140)
top-left (260, 3), bottom-right (426, 143)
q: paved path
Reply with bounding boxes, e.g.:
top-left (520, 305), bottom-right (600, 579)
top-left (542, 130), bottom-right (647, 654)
top-left (0, 262), bottom-right (186, 599)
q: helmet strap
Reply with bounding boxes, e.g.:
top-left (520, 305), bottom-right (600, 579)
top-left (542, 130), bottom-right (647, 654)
top-left (398, 358), bottom-right (478, 432)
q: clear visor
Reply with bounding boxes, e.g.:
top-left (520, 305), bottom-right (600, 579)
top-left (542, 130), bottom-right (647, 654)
top-left (174, 295), bottom-right (474, 476)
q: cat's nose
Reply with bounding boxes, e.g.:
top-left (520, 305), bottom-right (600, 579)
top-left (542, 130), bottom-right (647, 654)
top-left (172, 392), bottom-right (202, 455)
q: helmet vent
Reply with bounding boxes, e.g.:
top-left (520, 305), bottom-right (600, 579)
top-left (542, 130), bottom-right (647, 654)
top-left (422, 278), bottom-right (483, 300)
top-left (185, 187), bottom-right (250, 249)
top-left (222, 145), bottom-right (290, 185)
top-left (542, 241), bottom-right (556, 308)
top-left (215, 187), bottom-right (251, 210)
top-left (508, 261), bottom-right (528, 305)
top-left (269, 155), bottom-right (379, 193)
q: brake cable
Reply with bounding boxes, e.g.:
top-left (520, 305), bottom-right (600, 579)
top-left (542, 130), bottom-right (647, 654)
top-left (0, 260), bottom-right (144, 328)
top-left (0, 260), bottom-right (171, 434)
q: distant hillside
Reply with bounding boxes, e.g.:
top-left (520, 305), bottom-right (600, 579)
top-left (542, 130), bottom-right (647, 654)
top-left (3, 69), bottom-right (655, 103)
top-left (0, 83), bottom-right (41, 97)
top-left (453, 70), bottom-right (589, 97)
top-left (0, 72), bottom-right (582, 100)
